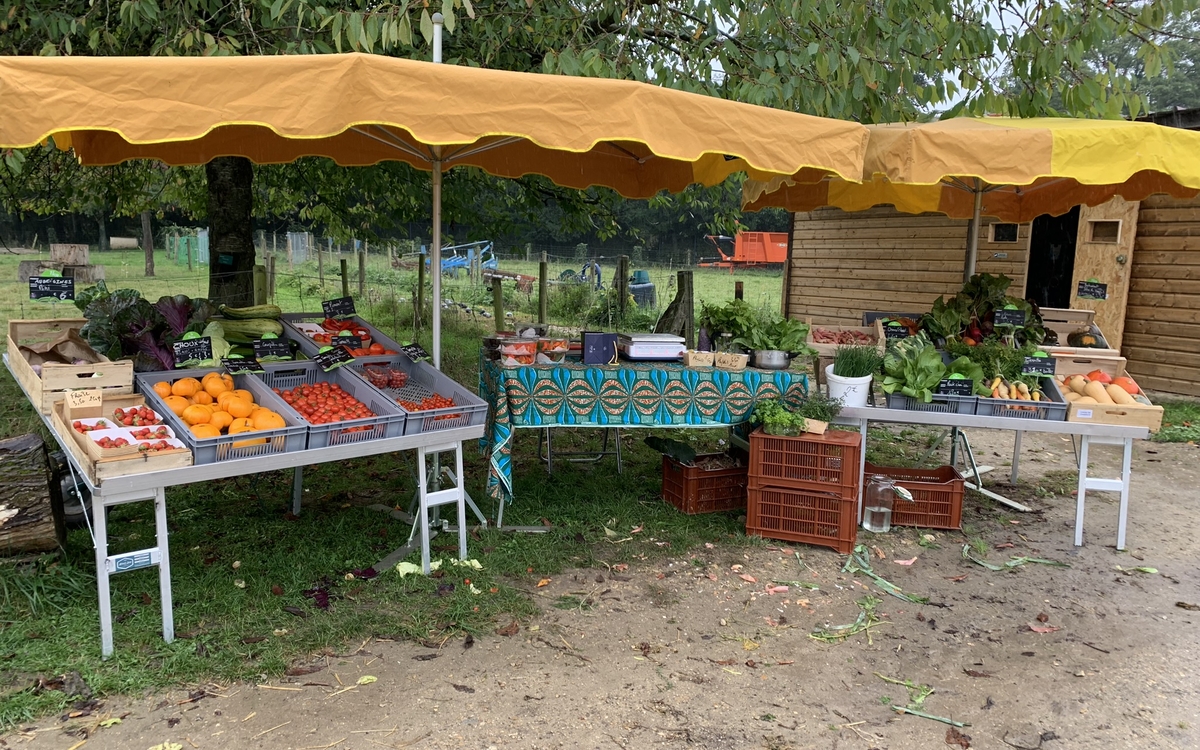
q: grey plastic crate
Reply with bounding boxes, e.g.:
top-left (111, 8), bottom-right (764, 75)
top-left (975, 377), bottom-right (1068, 421)
top-left (345, 356), bottom-right (487, 436)
top-left (886, 391), bottom-right (978, 415)
top-left (279, 312), bottom-right (409, 364)
top-left (258, 362), bottom-right (407, 448)
top-left (135, 369), bottom-right (307, 464)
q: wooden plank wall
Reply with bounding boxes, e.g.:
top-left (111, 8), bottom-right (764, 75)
top-left (786, 206), bottom-right (1029, 325)
top-left (1124, 194), bottom-right (1200, 397)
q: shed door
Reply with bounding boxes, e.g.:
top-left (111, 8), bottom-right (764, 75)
top-left (1069, 197), bottom-right (1140, 350)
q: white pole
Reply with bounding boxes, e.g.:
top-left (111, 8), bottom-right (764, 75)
top-left (963, 180), bottom-right (983, 284)
top-left (431, 12), bottom-right (444, 369)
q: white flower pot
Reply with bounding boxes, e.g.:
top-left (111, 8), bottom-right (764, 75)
top-left (825, 364), bottom-right (873, 408)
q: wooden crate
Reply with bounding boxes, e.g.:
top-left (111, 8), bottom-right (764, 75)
top-left (1052, 355), bottom-right (1164, 432)
top-left (1039, 309), bottom-right (1118, 357)
top-left (806, 318), bottom-right (885, 358)
top-left (8, 319), bottom-right (134, 414)
top-left (51, 395), bottom-right (192, 484)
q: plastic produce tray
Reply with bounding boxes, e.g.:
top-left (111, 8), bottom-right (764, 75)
top-left (279, 312), bottom-right (408, 363)
top-left (746, 485), bottom-right (857, 553)
top-left (345, 356), bottom-right (487, 436)
top-left (662, 454), bottom-right (747, 514)
top-left (136, 369), bottom-right (307, 464)
top-left (258, 362), bottom-right (407, 448)
top-left (748, 427), bottom-right (862, 500)
top-left (975, 377), bottom-right (1068, 421)
top-left (864, 462), bottom-right (964, 530)
top-left (886, 392), bottom-right (978, 415)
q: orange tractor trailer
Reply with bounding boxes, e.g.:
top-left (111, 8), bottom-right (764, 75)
top-left (698, 232), bottom-right (788, 270)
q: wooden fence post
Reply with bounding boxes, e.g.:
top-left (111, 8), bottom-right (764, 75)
top-left (538, 252), bottom-right (548, 325)
top-left (616, 255), bottom-right (630, 320)
top-left (358, 247), bottom-right (366, 297)
top-left (492, 277), bottom-right (505, 332)
top-left (340, 258), bottom-right (350, 299)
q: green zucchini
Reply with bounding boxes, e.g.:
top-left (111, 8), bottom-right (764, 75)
top-left (219, 304), bottom-right (282, 320)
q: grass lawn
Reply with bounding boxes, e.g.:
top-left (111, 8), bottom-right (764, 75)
top-left (0, 251), bottom-right (794, 726)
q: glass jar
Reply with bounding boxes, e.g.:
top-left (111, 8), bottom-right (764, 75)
top-left (862, 475), bottom-right (914, 533)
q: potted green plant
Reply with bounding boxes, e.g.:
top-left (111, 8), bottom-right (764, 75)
top-left (750, 392), bottom-right (842, 436)
top-left (826, 345), bottom-right (883, 408)
top-left (734, 315), bottom-right (814, 370)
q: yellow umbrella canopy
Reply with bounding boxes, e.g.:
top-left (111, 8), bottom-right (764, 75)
top-left (0, 52), bottom-right (868, 366)
top-left (743, 117), bottom-right (1200, 281)
top-left (0, 52), bottom-right (866, 198)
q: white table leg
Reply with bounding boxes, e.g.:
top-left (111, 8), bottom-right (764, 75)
top-left (1074, 435), bottom-right (1090, 547)
top-left (95, 502), bottom-right (114, 659)
top-left (1117, 438), bottom-right (1133, 551)
top-left (857, 419), bottom-right (868, 522)
top-left (1011, 431), bottom-right (1023, 484)
top-left (455, 445), bottom-right (467, 560)
top-left (292, 466), bottom-right (303, 516)
top-left (154, 488), bottom-right (174, 644)
top-left (417, 447), bottom-right (432, 574)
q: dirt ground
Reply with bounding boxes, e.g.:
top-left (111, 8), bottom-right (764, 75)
top-left (6, 430), bottom-right (1200, 750)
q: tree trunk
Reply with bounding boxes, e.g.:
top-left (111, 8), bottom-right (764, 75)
top-left (205, 156), bottom-right (256, 306)
top-left (0, 434), bottom-right (62, 555)
top-left (141, 209), bottom-right (155, 277)
top-left (97, 212), bottom-right (109, 253)
top-left (653, 270), bottom-right (694, 349)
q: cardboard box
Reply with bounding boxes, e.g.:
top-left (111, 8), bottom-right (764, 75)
top-left (8, 319), bottom-right (133, 414)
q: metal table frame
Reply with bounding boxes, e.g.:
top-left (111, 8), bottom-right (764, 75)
top-left (834, 407), bottom-right (1149, 550)
top-left (5, 355), bottom-right (484, 657)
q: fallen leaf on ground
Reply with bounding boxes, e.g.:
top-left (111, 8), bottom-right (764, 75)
top-left (962, 669), bottom-right (993, 678)
top-left (630, 525), bottom-right (643, 533)
top-left (284, 664), bottom-right (323, 676)
top-left (282, 606), bottom-right (307, 618)
top-left (271, 585), bottom-right (284, 596)
top-left (737, 574), bottom-right (758, 583)
top-left (451, 683), bottom-right (475, 693)
top-left (1177, 601), bottom-right (1200, 611)
top-left (995, 542), bottom-right (1015, 549)
top-left (893, 557), bottom-right (918, 566)
top-left (872, 546), bottom-right (886, 559)
top-left (1028, 623), bottom-right (1060, 634)
top-left (946, 726), bottom-right (972, 748)
top-left (765, 585), bottom-right (788, 594)
top-left (536, 579), bottom-right (551, 588)
top-left (495, 621), bottom-right (520, 637)
top-left (356, 676), bottom-right (377, 685)
top-left (1036, 612), bottom-right (1048, 623)
top-left (946, 574), bottom-right (969, 582)
top-left (612, 564), bottom-right (628, 572)
top-left (99, 718), bottom-right (121, 728)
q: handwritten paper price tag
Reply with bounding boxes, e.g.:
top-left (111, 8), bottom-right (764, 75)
top-left (66, 389), bottom-right (103, 410)
top-left (29, 276), bottom-right (75, 301)
top-left (314, 346), bottom-right (355, 371)
top-left (322, 296), bottom-right (356, 318)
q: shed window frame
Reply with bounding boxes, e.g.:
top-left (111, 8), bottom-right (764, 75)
top-left (1088, 220), bottom-right (1122, 244)
top-left (989, 223), bottom-right (1020, 243)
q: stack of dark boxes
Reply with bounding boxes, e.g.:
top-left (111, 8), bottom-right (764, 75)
top-left (746, 428), bottom-right (863, 553)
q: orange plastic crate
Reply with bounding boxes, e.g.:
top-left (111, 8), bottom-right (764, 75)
top-left (746, 485), bottom-right (857, 553)
top-left (661, 454), bottom-right (747, 514)
top-left (748, 428), bottom-right (862, 500)
top-left (864, 462), bottom-right (964, 530)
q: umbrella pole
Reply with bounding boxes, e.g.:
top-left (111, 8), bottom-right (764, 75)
top-left (432, 158), bottom-right (442, 370)
top-left (963, 183), bottom-right (983, 283)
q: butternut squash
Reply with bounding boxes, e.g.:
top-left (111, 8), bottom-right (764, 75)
top-left (1068, 375), bottom-right (1089, 395)
top-left (1083, 380), bottom-right (1115, 404)
top-left (1074, 396), bottom-right (1098, 405)
top-left (1063, 391), bottom-right (1082, 402)
top-left (1106, 384), bottom-right (1136, 405)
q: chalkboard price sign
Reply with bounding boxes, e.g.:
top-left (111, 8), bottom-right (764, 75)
top-left (253, 338), bottom-right (292, 360)
top-left (331, 335), bottom-right (362, 351)
top-left (937, 378), bottom-right (975, 397)
top-left (400, 342), bottom-right (431, 362)
top-left (993, 309), bottom-right (1027, 327)
top-left (314, 346), bottom-right (355, 371)
top-left (883, 324), bottom-right (911, 340)
top-left (322, 296), bottom-right (356, 318)
top-left (1077, 280), bottom-right (1108, 300)
top-left (29, 276), bottom-right (75, 300)
top-left (172, 337), bottom-right (213, 366)
top-left (1022, 356), bottom-right (1057, 376)
top-left (222, 357), bottom-right (264, 374)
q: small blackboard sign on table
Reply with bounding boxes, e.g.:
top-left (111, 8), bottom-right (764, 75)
top-left (400, 343), bottom-right (431, 362)
top-left (222, 357), bottom-right (264, 374)
top-left (172, 337), bottom-right (213, 366)
top-left (314, 346), bottom-right (355, 371)
top-left (331, 335), bottom-right (362, 351)
top-left (253, 338), bottom-right (292, 360)
top-left (937, 378), bottom-right (975, 397)
top-left (993, 309), bottom-right (1027, 327)
top-left (29, 276), bottom-right (75, 300)
top-left (1077, 280), bottom-right (1108, 300)
top-left (322, 296), bottom-right (356, 318)
top-left (1022, 356), bottom-right (1057, 376)
top-left (883, 324), bottom-right (911, 340)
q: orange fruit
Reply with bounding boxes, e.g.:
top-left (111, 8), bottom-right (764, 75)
top-left (171, 377), bottom-right (202, 398)
top-left (226, 397), bottom-right (253, 419)
top-left (208, 410), bottom-right (234, 431)
top-left (228, 417), bottom-right (255, 434)
top-left (192, 390), bottom-right (214, 405)
top-left (152, 381), bottom-right (172, 399)
top-left (221, 374), bottom-right (235, 391)
top-left (163, 395), bottom-right (190, 417)
top-left (182, 405), bottom-right (212, 426)
top-left (232, 389), bottom-right (255, 405)
top-left (190, 423), bottom-right (221, 439)
top-left (252, 410), bottom-right (286, 430)
top-left (201, 371), bottom-right (222, 383)
top-left (203, 378), bottom-right (228, 398)
top-left (217, 391), bottom-right (237, 409)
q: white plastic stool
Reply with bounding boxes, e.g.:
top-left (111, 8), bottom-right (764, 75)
top-left (416, 441), bottom-right (467, 573)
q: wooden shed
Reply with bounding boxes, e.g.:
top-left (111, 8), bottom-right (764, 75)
top-left (784, 108), bottom-right (1200, 398)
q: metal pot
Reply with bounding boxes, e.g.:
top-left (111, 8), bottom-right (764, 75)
top-left (753, 349), bottom-right (791, 370)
